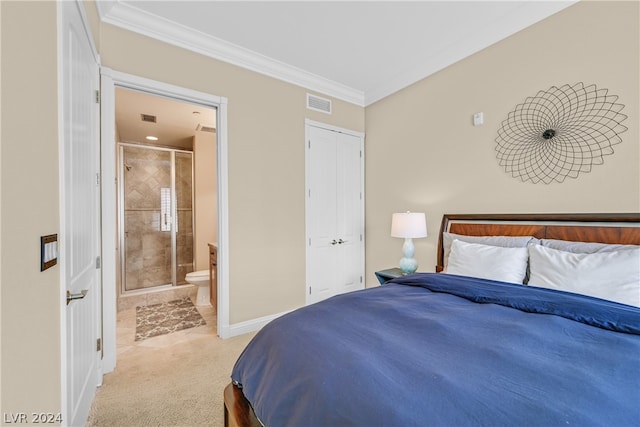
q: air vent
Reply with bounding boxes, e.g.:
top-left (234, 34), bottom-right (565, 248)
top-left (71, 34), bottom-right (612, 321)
top-left (141, 114), bottom-right (157, 123)
top-left (196, 124), bottom-right (216, 133)
top-left (307, 94), bottom-right (332, 114)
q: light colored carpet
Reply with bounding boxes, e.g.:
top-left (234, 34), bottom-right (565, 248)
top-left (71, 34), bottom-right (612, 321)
top-left (86, 332), bottom-right (255, 427)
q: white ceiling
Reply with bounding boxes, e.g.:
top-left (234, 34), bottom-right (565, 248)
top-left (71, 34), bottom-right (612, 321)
top-left (98, 0), bottom-right (576, 107)
top-left (115, 88), bottom-right (216, 150)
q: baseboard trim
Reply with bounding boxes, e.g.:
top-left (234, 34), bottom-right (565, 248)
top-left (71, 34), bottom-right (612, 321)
top-left (219, 310), bottom-right (290, 339)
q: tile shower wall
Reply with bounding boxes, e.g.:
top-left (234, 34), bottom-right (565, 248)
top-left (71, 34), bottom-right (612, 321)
top-left (122, 145), bottom-right (194, 291)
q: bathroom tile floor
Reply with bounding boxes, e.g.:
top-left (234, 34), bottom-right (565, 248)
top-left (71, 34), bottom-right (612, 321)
top-left (117, 297), bottom-right (217, 357)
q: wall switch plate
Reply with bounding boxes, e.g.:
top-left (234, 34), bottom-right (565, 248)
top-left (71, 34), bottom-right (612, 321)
top-left (473, 112), bottom-right (484, 126)
top-left (41, 234), bottom-right (58, 271)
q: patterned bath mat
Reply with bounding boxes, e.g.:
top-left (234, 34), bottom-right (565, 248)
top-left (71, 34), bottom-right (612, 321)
top-left (135, 298), bottom-right (206, 341)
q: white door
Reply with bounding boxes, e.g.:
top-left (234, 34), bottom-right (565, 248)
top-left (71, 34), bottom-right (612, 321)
top-left (60, 1), bottom-right (102, 426)
top-left (306, 123), bottom-right (364, 304)
top-left (334, 135), bottom-right (362, 295)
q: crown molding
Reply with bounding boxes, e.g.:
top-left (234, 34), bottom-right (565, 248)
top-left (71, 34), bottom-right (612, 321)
top-left (96, 1), bottom-right (576, 108)
top-left (98, 1), bottom-right (365, 106)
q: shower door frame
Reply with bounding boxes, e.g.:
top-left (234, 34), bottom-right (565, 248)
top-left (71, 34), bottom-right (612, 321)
top-left (117, 142), bottom-right (195, 295)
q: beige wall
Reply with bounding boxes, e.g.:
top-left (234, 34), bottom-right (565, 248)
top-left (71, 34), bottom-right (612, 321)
top-left (1, 1), bottom-right (62, 415)
top-left (96, 23), bottom-right (365, 323)
top-left (365, 1), bottom-right (640, 283)
top-left (194, 132), bottom-right (217, 271)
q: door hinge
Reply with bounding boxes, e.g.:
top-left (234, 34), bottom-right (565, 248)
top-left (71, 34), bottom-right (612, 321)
top-left (96, 173), bottom-right (101, 187)
top-left (95, 90), bottom-right (100, 104)
top-left (360, 276), bottom-right (363, 283)
top-left (308, 140), bottom-right (311, 149)
top-left (95, 256), bottom-right (101, 269)
top-left (309, 286), bottom-right (312, 295)
top-left (96, 338), bottom-right (102, 352)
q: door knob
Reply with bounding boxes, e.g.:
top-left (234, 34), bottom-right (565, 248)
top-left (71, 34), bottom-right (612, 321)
top-left (330, 240), bottom-right (338, 245)
top-left (66, 289), bottom-right (88, 305)
top-left (338, 239), bottom-right (346, 244)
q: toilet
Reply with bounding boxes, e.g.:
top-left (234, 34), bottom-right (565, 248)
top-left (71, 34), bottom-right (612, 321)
top-left (185, 270), bottom-right (211, 306)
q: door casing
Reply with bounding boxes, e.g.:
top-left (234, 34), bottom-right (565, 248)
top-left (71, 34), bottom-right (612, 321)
top-left (99, 70), bottom-right (231, 372)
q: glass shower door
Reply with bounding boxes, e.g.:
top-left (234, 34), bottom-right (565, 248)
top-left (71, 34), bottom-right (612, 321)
top-left (121, 145), bottom-right (174, 291)
top-left (175, 151), bottom-right (194, 284)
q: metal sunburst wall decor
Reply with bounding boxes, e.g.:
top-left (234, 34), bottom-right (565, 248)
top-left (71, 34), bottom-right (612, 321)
top-left (495, 82), bottom-right (628, 184)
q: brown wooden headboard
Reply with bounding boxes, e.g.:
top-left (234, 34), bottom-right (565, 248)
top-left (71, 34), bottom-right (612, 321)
top-left (436, 213), bottom-right (640, 272)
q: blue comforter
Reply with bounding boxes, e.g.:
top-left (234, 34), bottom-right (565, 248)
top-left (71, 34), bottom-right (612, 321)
top-left (231, 273), bottom-right (640, 426)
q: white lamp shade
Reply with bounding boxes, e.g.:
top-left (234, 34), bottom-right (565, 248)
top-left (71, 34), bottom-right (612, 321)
top-left (391, 212), bottom-right (427, 238)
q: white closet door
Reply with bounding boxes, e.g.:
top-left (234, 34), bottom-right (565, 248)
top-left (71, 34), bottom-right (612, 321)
top-left (334, 132), bottom-right (362, 295)
top-left (306, 123), bottom-right (363, 305)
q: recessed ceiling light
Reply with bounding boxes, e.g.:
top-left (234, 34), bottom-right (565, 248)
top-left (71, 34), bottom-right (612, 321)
top-left (146, 136), bottom-right (158, 141)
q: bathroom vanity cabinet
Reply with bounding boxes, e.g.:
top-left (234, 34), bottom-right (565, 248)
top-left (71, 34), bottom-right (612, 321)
top-left (209, 243), bottom-right (217, 309)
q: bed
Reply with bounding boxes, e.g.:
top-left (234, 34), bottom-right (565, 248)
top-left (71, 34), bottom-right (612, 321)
top-left (225, 213), bottom-right (640, 426)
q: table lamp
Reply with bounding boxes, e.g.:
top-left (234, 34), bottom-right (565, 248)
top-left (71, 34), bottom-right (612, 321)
top-left (391, 212), bottom-right (427, 275)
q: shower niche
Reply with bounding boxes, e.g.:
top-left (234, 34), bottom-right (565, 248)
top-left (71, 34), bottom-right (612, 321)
top-left (119, 144), bottom-right (194, 292)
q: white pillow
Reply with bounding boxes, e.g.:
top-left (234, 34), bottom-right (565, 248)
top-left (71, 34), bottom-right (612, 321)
top-left (528, 244), bottom-right (640, 307)
top-left (444, 239), bottom-right (529, 284)
top-left (442, 232), bottom-right (537, 268)
top-left (540, 239), bottom-right (638, 254)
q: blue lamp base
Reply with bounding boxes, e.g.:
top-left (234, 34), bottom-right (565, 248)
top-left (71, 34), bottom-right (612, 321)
top-left (399, 238), bottom-right (418, 275)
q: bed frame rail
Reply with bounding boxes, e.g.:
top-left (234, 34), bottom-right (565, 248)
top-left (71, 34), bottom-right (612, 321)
top-left (224, 383), bottom-right (262, 427)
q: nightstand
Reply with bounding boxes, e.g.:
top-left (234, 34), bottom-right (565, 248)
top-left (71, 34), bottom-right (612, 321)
top-left (375, 268), bottom-right (404, 285)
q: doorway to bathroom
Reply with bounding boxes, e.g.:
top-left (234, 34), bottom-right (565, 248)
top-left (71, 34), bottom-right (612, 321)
top-left (101, 69), bottom-right (231, 372)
